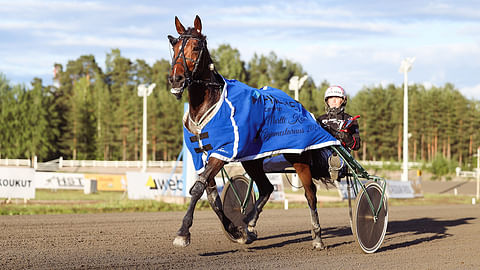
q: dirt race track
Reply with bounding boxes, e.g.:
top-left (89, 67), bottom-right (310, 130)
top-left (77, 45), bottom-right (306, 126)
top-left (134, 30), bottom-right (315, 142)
top-left (1, 204), bottom-right (479, 269)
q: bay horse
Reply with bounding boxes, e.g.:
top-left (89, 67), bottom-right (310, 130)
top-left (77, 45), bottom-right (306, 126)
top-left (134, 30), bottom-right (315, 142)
top-left (168, 15), bottom-right (337, 250)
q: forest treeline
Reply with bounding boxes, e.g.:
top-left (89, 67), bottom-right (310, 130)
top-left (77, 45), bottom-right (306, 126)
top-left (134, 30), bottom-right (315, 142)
top-left (1, 45), bottom-right (479, 170)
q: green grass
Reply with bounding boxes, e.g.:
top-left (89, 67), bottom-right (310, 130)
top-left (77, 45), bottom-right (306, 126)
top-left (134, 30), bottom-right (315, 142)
top-left (34, 189), bottom-right (122, 201)
top-left (284, 188), bottom-right (339, 197)
top-left (0, 189), bottom-right (475, 216)
top-left (0, 190), bottom-right (211, 215)
top-left (264, 193), bottom-right (475, 210)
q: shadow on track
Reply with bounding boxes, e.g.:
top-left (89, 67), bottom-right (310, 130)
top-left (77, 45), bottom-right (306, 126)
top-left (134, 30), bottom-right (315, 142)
top-left (200, 217), bottom-right (475, 255)
top-left (379, 217), bottom-right (476, 252)
top-left (246, 226), bottom-right (353, 251)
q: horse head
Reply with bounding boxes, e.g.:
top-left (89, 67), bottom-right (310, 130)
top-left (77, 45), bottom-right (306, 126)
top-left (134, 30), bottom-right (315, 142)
top-left (168, 15), bottom-right (211, 100)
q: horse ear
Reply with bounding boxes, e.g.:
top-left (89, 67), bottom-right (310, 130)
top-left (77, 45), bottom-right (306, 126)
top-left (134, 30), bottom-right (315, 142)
top-left (194, 15), bottom-right (202, 34)
top-left (175, 16), bottom-right (186, 35)
top-left (168, 35), bottom-right (178, 46)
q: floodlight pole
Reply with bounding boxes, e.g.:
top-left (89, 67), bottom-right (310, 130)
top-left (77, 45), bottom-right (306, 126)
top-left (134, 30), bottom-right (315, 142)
top-left (403, 69), bottom-right (409, 182)
top-left (288, 75), bottom-right (308, 190)
top-left (142, 88), bottom-right (148, 172)
top-left (138, 83), bottom-right (156, 172)
top-left (477, 147), bottom-right (479, 200)
top-left (289, 75), bottom-right (308, 101)
top-left (399, 57), bottom-right (415, 182)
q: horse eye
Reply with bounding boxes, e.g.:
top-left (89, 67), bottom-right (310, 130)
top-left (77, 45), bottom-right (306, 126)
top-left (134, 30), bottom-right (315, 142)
top-left (192, 46), bottom-right (201, 51)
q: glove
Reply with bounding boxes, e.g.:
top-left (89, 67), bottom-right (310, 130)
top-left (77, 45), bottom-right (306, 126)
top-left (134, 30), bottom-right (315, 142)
top-left (335, 131), bottom-right (347, 141)
top-left (336, 131), bottom-right (354, 147)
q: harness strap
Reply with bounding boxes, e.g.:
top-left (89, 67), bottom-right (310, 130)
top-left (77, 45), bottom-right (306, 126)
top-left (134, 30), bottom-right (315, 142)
top-left (170, 33), bottom-right (223, 90)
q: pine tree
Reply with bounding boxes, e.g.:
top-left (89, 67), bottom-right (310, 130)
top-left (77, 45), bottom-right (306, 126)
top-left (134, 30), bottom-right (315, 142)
top-left (24, 78), bottom-right (55, 160)
top-left (106, 49), bottom-right (135, 160)
top-left (211, 44), bottom-right (247, 81)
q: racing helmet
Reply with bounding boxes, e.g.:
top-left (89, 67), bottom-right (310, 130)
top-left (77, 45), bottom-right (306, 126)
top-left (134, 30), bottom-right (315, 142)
top-left (324, 85), bottom-right (347, 109)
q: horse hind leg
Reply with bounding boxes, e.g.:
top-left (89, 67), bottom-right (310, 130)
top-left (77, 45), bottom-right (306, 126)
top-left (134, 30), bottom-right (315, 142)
top-left (309, 203), bottom-right (325, 250)
top-left (289, 156), bottom-right (326, 250)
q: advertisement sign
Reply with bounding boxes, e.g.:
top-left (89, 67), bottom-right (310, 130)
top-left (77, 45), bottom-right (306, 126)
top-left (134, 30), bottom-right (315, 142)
top-left (35, 172), bottom-right (85, 190)
top-left (386, 180), bottom-right (415, 199)
top-left (127, 172), bottom-right (185, 200)
top-left (336, 179), bottom-right (415, 199)
top-left (84, 174), bottom-right (127, 191)
top-left (266, 173), bottom-right (285, 201)
top-left (0, 167), bottom-right (35, 199)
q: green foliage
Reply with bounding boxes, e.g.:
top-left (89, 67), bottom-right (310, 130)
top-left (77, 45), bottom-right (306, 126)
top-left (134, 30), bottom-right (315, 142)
top-left (1, 43), bottom-right (480, 166)
top-left (349, 82), bottom-right (480, 167)
top-left (429, 155), bottom-right (457, 177)
top-left (211, 44), bottom-right (247, 81)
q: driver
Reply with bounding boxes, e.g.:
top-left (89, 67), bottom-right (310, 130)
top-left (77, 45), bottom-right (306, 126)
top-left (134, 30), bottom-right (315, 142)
top-left (312, 85), bottom-right (361, 181)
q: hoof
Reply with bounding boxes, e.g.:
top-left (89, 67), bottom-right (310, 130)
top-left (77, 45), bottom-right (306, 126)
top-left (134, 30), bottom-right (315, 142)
top-left (234, 235), bottom-right (248, 244)
top-left (173, 234), bottom-right (190, 247)
top-left (230, 226), bottom-right (249, 244)
top-left (312, 239), bottom-right (326, 250)
top-left (223, 224), bottom-right (245, 243)
top-left (234, 226), bottom-right (249, 244)
top-left (246, 226), bottom-right (258, 243)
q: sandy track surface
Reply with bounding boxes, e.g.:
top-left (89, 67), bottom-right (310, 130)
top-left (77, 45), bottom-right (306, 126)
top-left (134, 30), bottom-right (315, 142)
top-left (1, 204), bottom-right (479, 269)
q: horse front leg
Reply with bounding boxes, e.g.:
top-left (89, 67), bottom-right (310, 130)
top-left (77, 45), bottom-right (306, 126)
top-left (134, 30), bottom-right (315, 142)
top-left (205, 180), bottom-right (247, 243)
top-left (173, 157), bottom-right (225, 247)
top-left (242, 159), bottom-right (274, 238)
top-left (172, 175), bottom-right (206, 247)
top-left (293, 162), bottom-right (326, 250)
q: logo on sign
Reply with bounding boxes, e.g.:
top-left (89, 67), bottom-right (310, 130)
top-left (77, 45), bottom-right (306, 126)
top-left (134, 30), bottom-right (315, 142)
top-left (146, 175), bottom-right (183, 191)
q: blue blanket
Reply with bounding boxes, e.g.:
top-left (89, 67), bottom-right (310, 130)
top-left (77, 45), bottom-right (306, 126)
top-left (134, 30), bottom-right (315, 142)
top-left (184, 79), bottom-right (340, 173)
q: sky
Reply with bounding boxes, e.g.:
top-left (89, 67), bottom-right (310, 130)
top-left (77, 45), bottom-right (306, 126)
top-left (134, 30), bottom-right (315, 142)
top-left (0, 0), bottom-right (479, 99)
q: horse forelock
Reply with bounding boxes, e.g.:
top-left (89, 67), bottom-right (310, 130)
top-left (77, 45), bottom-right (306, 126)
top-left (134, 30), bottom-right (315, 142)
top-left (182, 27), bottom-right (206, 40)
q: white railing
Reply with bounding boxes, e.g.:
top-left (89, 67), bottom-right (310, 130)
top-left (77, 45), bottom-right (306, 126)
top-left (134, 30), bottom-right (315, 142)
top-left (59, 159), bottom-right (178, 168)
top-left (0, 158), bottom-right (31, 167)
top-left (456, 168), bottom-right (479, 178)
top-left (0, 157), bottom-right (423, 169)
top-left (359, 160), bottom-right (423, 168)
top-left (58, 159), bottom-right (243, 168)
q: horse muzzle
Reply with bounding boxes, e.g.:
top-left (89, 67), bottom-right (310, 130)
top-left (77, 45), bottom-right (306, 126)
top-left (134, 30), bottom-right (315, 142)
top-left (170, 87), bottom-right (185, 100)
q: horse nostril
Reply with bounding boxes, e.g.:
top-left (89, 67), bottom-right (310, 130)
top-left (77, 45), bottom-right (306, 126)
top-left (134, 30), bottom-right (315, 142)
top-left (168, 75), bottom-right (185, 86)
top-left (175, 75), bottom-right (184, 83)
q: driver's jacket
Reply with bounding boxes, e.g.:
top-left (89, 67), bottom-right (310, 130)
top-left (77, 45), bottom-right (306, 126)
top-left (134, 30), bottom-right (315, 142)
top-left (316, 111), bottom-right (361, 151)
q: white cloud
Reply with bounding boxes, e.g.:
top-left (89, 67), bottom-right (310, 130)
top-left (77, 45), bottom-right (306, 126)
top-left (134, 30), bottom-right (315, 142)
top-left (42, 32), bottom-right (164, 49)
top-left (422, 81), bottom-right (434, 89)
top-left (459, 84), bottom-right (480, 100)
top-left (0, 20), bottom-right (79, 31)
top-left (1, 0), bottom-right (480, 101)
top-left (0, 0), bottom-right (168, 15)
top-left (0, 0), bottom-right (110, 13)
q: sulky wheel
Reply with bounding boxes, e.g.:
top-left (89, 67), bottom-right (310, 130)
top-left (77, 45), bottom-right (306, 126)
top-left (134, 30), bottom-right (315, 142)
top-left (352, 181), bottom-right (388, 253)
top-left (220, 175), bottom-right (256, 242)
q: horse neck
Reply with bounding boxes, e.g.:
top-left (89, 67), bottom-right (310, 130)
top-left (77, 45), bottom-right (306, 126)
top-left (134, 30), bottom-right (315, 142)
top-left (186, 47), bottom-right (224, 129)
top-left (187, 83), bottom-right (221, 125)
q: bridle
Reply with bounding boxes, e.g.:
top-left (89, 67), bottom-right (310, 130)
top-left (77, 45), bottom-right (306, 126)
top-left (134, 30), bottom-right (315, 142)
top-left (169, 33), bottom-right (223, 96)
